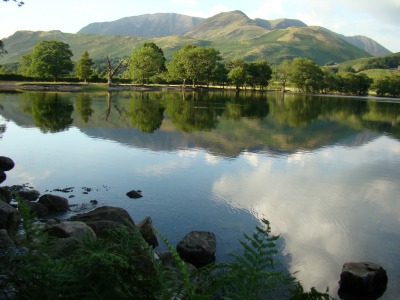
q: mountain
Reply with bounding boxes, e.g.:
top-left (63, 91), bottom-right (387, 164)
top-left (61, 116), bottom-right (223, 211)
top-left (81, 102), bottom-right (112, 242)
top-left (0, 11), bottom-right (381, 66)
top-left (77, 11), bottom-right (389, 56)
top-left (319, 27), bottom-right (391, 56)
top-left (78, 13), bottom-right (204, 38)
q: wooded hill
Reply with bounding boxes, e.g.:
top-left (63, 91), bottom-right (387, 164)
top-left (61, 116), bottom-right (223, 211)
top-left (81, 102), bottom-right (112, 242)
top-left (0, 10), bottom-right (393, 66)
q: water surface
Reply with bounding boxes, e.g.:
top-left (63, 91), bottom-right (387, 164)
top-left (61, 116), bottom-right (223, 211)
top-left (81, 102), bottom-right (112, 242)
top-left (1, 91), bottom-right (399, 299)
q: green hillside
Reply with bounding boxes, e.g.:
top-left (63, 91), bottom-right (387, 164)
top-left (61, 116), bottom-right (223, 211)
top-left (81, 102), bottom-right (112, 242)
top-left (328, 52), bottom-right (400, 72)
top-left (0, 10), bottom-right (374, 67)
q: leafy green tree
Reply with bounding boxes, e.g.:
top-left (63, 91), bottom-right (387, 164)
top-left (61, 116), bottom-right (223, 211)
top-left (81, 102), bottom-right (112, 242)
top-left (337, 72), bottom-right (373, 96)
top-left (28, 40), bottom-right (74, 81)
top-left (75, 50), bottom-right (94, 82)
top-left (373, 75), bottom-right (400, 97)
top-left (18, 52), bottom-right (34, 76)
top-left (212, 62), bottom-right (229, 87)
top-left (245, 61), bottom-right (272, 90)
top-left (289, 58), bottom-right (324, 93)
top-left (228, 66), bottom-right (247, 90)
top-left (167, 44), bottom-right (221, 87)
top-left (129, 42), bottom-right (166, 84)
top-left (272, 60), bottom-right (292, 92)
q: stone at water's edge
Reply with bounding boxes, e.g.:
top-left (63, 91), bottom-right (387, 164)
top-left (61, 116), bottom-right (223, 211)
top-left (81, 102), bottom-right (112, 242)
top-left (46, 220), bottom-right (96, 240)
top-left (138, 216), bottom-right (158, 248)
top-left (38, 194), bottom-right (70, 212)
top-left (16, 189), bottom-right (41, 202)
top-left (0, 156), bottom-right (15, 172)
top-left (23, 200), bottom-right (48, 217)
top-left (176, 231), bottom-right (216, 268)
top-left (0, 200), bottom-right (21, 236)
top-left (338, 262), bottom-right (388, 299)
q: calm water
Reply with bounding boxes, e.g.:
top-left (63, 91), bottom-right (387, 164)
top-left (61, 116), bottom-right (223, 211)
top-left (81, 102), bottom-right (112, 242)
top-left (1, 90), bottom-right (400, 299)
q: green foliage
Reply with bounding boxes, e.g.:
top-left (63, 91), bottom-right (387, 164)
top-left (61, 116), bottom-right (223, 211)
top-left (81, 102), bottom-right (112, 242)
top-left (167, 44), bottom-right (222, 86)
top-left (129, 42), bottom-right (166, 84)
top-left (289, 58), bottom-right (324, 93)
top-left (28, 40), bottom-right (74, 81)
top-left (228, 65), bottom-right (247, 90)
top-left (373, 75), bottom-right (400, 97)
top-left (75, 50), bottom-right (94, 82)
top-left (219, 219), bottom-right (293, 299)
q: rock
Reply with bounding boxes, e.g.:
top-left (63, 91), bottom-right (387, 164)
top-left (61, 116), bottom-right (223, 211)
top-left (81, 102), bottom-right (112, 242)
top-left (137, 216), bottom-right (158, 248)
top-left (126, 190), bottom-right (143, 199)
top-left (16, 189), bottom-right (40, 201)
top-left (38, 194), bottom-right (69, 212)
top-left (0, 200), bottom-right (21, 236)
top-left (338, 262), bottom-right (388, 299)
top-left (0, 171), bottom-right (6, 184)
top-left (71, 206), bottom-right (135, 227)
top-left (71, 206), bottom-right (135, 237)
top-left (0, 187), bottom-right (11, 203)
top-left (158, 252), bottom-right (197, 273)
top-left (176, 231), bottom-right (216, 268)
top-left (0, 156), bottom-right (15, 172)
top-left (46, 221), bottom-right (96, 240)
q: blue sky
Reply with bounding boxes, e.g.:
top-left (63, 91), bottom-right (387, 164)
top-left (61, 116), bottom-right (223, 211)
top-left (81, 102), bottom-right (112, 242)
top-left (1, 0), bottom-right (399, 52)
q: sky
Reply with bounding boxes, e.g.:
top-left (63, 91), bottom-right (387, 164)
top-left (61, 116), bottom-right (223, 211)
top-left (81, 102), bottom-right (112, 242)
top-left (1, 0), bottom-right (399, 53)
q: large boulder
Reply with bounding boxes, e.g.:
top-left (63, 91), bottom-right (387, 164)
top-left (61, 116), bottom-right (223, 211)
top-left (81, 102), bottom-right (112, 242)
top-left (338, 262), bottom-right (388, 299)
top-left (71, 206), bottom-right (135, 238)
top-left (38, 194), bottom-right (69, 212)
top-left (16, 189), bottom-right (41, 202)
top-left (0, 200), bottom-right (21, 236)
top-left (0, 156), bottom-right (15, 172)
top-left (137, 216), bottom-right (158, 248)
top-left (176, 231), bottom-right (216, 268)
top-left (46, 220), bottom-right (96, 240)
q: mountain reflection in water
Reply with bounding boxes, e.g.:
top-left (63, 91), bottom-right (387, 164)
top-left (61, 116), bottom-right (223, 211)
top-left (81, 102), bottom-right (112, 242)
top-left (1, 90), bottom-right (399, 299)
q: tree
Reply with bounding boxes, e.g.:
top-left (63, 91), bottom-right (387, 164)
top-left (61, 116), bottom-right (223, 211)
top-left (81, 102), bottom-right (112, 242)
top-left (273, 60), bottom-right (292, 92)
top-left (167, 44), bottom-right (221, 87)
top-left (337, 72), bottom-right (373, 96)
top-left (129, 42), bottom-right (166, 84)
top-left (75, 51), bottom-right (94, 82)
top-left (27, 40), bottom-right (73, 81)
top-left (3, 0), bottom-right (24, 6)
top-left (289, 58), bottom-right (324, 93)
top-left (245, 61), bottom-right (272, 90)
top-left (374, 75), bottom-right (400, 97)
top-left (0, 40), bottom-right (6, 56)
top-left (105, 55), bottom-right (127, 85)
top-left (228, 66), bottom-right (247, 90)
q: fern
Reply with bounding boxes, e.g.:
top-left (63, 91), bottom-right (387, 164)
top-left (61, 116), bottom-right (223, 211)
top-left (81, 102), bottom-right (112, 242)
top-left (217, 218), bottom-right (293, 300)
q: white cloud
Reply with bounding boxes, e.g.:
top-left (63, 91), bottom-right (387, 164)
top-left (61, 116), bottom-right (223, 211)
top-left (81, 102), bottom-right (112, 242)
top-left (212, 137), bottom-right (400, 292)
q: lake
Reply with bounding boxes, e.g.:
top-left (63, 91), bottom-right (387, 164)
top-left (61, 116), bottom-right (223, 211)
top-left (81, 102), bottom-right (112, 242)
top-left (1, 90), bottom-right (399, 299)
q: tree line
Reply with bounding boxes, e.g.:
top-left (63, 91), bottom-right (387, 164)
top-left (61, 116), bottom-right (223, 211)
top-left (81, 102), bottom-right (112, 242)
top-left (1, 39), bottom-right (400, 97)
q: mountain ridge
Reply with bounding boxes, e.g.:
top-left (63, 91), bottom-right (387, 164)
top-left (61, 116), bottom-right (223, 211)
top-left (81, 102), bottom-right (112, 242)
top-left (77, 11), bottom-right (390, 56)
top-left (0, 10), bottom-right (390, 66)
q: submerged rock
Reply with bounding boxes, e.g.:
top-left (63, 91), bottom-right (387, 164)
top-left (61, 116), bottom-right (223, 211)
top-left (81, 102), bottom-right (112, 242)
top-left (176, 231), bottom-right (216, 268)
top-left (126, 190), bottom-right (143, 199)
top-left (338, 262), bottom-right (388, 299)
